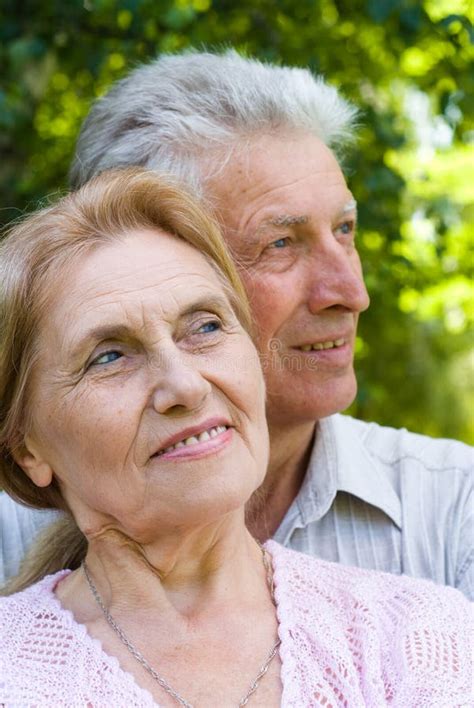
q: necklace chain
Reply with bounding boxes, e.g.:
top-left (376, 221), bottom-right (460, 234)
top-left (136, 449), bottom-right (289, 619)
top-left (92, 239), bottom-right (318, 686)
top-left (82, 544), bottom-right (280, 707)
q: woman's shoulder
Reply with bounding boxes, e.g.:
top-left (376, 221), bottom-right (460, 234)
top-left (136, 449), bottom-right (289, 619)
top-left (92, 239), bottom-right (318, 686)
top-left (1, 569), bottom-right (70, 601)
top-left (266, 539), bottom-right (471, 648)
top-left (267, 541), bottom-right (473, 706)
top-left (0, 570), bottom-right (71, 634)
top-left (0, 572), bottom-right (73, 700)
top-left (0, 570), bottom-right (157, 706)
top-left (267, 538), bottom-right (471, 613)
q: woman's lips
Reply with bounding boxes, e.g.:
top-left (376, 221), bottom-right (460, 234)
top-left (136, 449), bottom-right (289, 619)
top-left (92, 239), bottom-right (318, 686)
top-left (151, 425), bottom-right (233, 461)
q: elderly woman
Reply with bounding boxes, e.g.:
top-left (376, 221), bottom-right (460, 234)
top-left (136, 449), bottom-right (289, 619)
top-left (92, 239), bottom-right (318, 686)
top-left (0, 169), bottom-right (471, 707)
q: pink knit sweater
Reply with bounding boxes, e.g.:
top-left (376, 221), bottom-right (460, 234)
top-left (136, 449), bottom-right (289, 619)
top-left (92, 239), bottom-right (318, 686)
top-left (0, 541), bottom-right (472, 707)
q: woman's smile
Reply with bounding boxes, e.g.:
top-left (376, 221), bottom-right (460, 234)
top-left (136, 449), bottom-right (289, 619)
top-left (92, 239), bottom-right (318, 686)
top-left (151, 420), bottom-right (233, 462)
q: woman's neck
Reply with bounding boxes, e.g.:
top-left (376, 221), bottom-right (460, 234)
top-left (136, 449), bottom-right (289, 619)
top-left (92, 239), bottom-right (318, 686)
top-left (58, 512), bottom-right (266, 619)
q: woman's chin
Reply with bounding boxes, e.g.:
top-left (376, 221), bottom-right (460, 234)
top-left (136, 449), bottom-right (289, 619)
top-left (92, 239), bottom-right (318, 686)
top-left (177, 477), bottom-right (261, 525)
top-left (140, 479), bottom-right (261, 539)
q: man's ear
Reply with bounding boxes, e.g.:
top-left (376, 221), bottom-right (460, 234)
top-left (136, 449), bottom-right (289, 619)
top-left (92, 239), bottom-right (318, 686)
top-left (13, 435), bottom-right (54, 488)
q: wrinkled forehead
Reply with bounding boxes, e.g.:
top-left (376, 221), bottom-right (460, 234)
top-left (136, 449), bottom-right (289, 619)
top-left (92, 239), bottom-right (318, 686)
top-left (226, 131), bottom-right (344, 180)
top-left (36, 230), bottom-right (228, 347)
top-left (205, 132), bottom-right (351, 228)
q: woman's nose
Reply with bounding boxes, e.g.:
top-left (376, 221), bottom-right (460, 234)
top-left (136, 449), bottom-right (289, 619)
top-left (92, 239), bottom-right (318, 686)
top-left (150, 352), bottom-right (212, 414)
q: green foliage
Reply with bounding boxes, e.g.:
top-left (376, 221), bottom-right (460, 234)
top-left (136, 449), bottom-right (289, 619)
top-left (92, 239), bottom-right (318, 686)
top-left (1, 0), bottom-right (472, 442)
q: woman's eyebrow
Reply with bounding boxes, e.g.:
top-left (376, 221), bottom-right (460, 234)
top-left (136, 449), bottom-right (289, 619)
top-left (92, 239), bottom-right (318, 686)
top-left (67, 324), bottom-right (132, 360)
top-left (67, 295), bottom-right (231, 358)
top-left (180, 293), bottom-right (231, 317)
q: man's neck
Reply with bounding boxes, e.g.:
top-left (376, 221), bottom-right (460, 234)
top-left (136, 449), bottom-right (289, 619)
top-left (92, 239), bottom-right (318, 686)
top-left (246, 420), bottom-right (317, 542)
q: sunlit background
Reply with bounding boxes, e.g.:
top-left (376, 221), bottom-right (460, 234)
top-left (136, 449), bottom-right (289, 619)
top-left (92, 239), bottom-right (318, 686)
top-left (1, 0), bottom-right (472, 442)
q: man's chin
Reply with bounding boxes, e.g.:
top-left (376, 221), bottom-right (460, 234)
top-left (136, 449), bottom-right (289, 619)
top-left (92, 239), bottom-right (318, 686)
top-left (265, 372), bottom-right (358, 428)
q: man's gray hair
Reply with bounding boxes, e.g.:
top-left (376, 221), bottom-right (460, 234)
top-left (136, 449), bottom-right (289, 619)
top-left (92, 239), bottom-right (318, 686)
top-left (70, 49), bottom-right (358, 196)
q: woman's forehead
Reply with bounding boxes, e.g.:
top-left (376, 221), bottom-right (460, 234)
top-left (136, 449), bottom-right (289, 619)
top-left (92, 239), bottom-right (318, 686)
top-left (53, 229), bottom-right (220, 307)
top-left (39, 230), bottom-right (229, 353)
top-left (80, 229), bottom-right (217, 282)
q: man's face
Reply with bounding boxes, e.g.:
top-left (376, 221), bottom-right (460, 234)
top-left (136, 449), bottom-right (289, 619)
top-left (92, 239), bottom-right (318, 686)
top-left (206, 132), bottom-right (370, 428)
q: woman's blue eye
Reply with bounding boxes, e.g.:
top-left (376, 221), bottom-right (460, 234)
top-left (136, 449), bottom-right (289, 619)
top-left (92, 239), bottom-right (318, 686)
top-left (91, 351), bottom-right (122, 366)
top-left (197, 320), bottom-right (221, 334)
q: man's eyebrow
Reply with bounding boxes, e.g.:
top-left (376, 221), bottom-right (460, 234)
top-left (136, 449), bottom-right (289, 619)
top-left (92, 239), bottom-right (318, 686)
top-left (258, 214), bottom-right (309, 231)
top-left (340, 199), bottom-right (357, 216)
top-left (258, 203), bottom-right (357, 230)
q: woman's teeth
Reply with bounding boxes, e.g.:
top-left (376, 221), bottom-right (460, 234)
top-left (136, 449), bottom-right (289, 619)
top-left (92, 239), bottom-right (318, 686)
top-left (299, 338), bottom-right (345, 352)
top-left (156, 425), bottom-right (228, 456)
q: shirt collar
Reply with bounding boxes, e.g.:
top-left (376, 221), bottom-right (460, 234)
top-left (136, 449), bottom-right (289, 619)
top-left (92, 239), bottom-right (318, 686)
top-left (293, 414), bottom-right (402, 530)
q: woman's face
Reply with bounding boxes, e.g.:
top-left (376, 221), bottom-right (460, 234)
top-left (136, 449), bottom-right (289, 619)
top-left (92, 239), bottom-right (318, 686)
top-left (21, 229), bottom-right (269, 541)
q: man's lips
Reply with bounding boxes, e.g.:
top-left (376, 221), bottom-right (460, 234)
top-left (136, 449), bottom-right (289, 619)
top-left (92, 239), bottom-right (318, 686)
top-left (151, 417), bottom-right (232, 458)
top-left (297, 337), bottom-right (346, 352)
top-left (291, 332), bottom-right (353, 352)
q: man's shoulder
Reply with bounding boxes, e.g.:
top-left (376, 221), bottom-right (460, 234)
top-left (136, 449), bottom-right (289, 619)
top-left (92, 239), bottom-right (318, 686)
top-left (329, 414), bottom-right (473, 474)
top-left (0, 493), bottom-right (61, 534)
top-left (0, 494), bottom-right (61, 584)
top-left (284, 417), bottom-right (472, 595)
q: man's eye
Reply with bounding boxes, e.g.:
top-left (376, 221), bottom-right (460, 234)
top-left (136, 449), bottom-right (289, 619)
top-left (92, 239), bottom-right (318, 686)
top-left (90, 350), bottom-right (123, 367)
top-left (336, 221), bottom-right (355, 236)
top-left (268, 237), bottom-right (290, 249)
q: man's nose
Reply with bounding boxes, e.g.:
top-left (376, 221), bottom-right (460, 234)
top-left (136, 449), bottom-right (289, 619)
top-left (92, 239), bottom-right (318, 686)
top-left (306, 238), bottom-right (370, 314)
top-left (149, 351), bottom-right (212, 414)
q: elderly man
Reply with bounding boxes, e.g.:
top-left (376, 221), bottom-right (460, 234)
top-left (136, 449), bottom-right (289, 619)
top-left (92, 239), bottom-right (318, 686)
top-left (1, 50), bottom-right (472, 597)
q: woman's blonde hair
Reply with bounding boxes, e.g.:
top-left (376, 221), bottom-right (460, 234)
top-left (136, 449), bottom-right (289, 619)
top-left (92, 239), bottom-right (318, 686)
top-left (0, 167), bottom-right (251, 593)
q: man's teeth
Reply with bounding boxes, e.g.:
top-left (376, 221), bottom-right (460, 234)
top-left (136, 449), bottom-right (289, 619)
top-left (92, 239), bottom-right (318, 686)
top-left (300, 338), bottom-right (345, 352)
top-left (157, 425), bottom-right (228, 455)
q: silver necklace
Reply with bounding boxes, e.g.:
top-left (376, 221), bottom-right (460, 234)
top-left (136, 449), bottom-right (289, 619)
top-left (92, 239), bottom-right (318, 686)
top-left (82, 544), bottom-right (280, 707)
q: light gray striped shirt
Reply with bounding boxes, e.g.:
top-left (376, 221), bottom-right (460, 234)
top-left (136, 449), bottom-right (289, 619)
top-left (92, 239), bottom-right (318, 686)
top-left (1, 415), bottom-right (473, 598)
top-left (274, 414), bottom-right (473, 599)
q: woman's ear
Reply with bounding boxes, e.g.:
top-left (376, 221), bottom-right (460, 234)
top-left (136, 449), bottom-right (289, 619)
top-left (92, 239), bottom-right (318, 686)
top-left (13, 435), bottom-right (54, 488)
